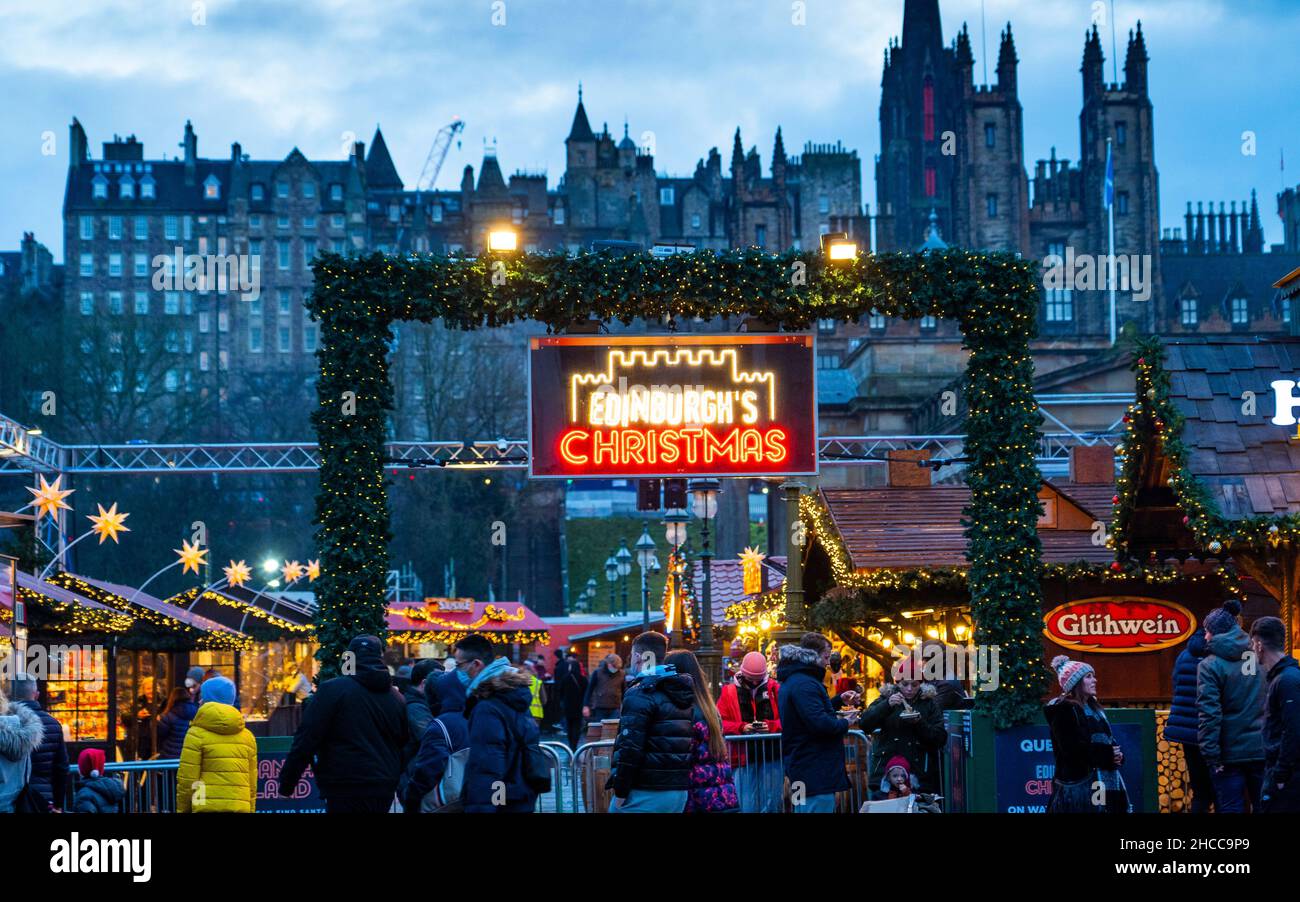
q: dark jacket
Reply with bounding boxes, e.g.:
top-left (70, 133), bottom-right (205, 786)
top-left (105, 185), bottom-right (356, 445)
top-left (156, 698), bottom-right (199, 759)
top-left (607, 665), bottom-right (695, 797)
top-left (1164, 634), bottom-right (1208, 746)
top-left (404, 671), bottom-right (470, 810)
top-left (858, 682), bottom-right (948, 794)
top-left (1197, 626), bottom-right (1265, 765)
top-left (775, 645), bottom-right (849, 797)
top-left (584, 665), bottom-right (625, 711)
top-left (1263, 655), bottom-right (1300, 788)
top-left (560, 664), bottom-right (588, 718)
top-left (16, 699), bottom-right (67, 808)
top-left (72, 774), bottom-right (125, 813)
top-left (280, 638), bottom-right (409, 799)
top-left (464, 664), bottom-right (540, 813)
top-left (402, 684), bottom-right (434, 758)
top-left (1043, 697), bottom-right (1127, 813)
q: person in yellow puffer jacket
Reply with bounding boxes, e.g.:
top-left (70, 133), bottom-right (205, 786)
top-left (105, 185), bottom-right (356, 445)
top-left (177, 676), bottom-right (258, 813)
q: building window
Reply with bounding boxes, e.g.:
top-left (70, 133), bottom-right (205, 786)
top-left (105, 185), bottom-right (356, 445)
top-left (1116, 122), bottom-right (1127, 147)
top-left (92, 174), bottom-right (108, 199)
top-left (331, 213), bottom-right (345, 229)
top-left (818, 318), bottom-right (836, 334)
top-left (553, 206), bottom-right (564, 225)
top-left (1044, 241), bottom-right (1074, 322)
top-left (134, 291), bottom-right (148, 315)
top-left (277, 181), bottom-right (289, 198)
top-left (332, 239), bottom-right (345, 254)
top-left (164, 215), bottom-right (178, 240)
top-left (183, 215), bottom-right (192, 241)
top-left (923, 77), bottom-right (935, 142)
top-left (1179, 297), bottom-right (1198, 326)
top-left (691, 213), bottom-right (701, 229)
top-left (986, 194), bottom-right (998, 218)
top-left (303, 215), bottom-right (316, 229)
top-left (659, 187), bottom-right (674, 206)
top-left (204, 174), bottom-right (221, 200)
top-left (818, 195), bottom-right (830, 214)
top-left (249, 326), bottom-right (263, 353)
top-left (165, 291), bottom-right (180, 314)
top-left (924, 164), bottom-right (936, 199)
top-left (80, 291), bottom-right (94, 315)
top-left (1230, 296), bottom-right (1249, 325)
top-left (140, 176), bottom-right (155, 199)
top-left (134, 217), bottom-right (147, 240)
top-left (817, 354), bottom-right (840, 369)
top-left (79, 216), bottom-right (93, 240)
top-left (134, 253), bottom-right (147, 277)
top-left (330, 183), bottom-right (342, 202)
top-left (277, 240), bottom-right (291, 270)
top-left (985, 123), bottom-right (997, 148)
top-left (108, 216), bottom-right (122, 240)
top-left (277, 215), bottom-right (290, 230)
top-left (199, 351), bottom-right (210, 372)
top-left (755, 224), bottom-right (767, 249)
top-left (251, 183), bottom-right (264, 201)
top-left (108, 253), bottom-right (122, 277)
top-left (302, 181), bottom-right (315, 198)
top-left (119, 177), bottom-right (135, 199)
top-left (108, 291), bottom-right (123, 314)
top-left (388, 203), bottom-right (400, 223)
top-left (183, 292), bottom-right (193, 315)
top-left (218, 310), bottom-right (229, 332)
top-left (278, 289), bottom-right (292, 315)
top-left (920, 314), bottom-right (937, 331)
top-left (1285, 298), bottom-right (1293, 324)
top-left (79, 253), bottom-right (94, 277)
top-left (249, 296), bottom-right (262, 316)
top-left (279, 326), bottom-right (291, 352)
top-left (869, 309), bottom-right (886, 331)
top-left (304, 324), bottom-right (318, 352)
top-left (304, 239), bottom-right (317, 263)
top-left (1117, 192), bottom-right (1130, 215)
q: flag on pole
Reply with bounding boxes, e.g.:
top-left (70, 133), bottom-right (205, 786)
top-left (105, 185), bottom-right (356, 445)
top-left (1104, 141), bottom-right (1115, 209)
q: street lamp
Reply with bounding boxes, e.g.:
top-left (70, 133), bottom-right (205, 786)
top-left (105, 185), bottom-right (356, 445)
top-left (662, 508), bottom-right (689, 645)
top-left (689, 478), bottom-right (722, 691)
top-left (821, 230), bottom-right (859, 262)
top-left (615, 538), bottom-right (633, 616)
top-left (634, 525), bottom-right (658, 630)
top-left (604, 552), bottom-right (618, 613)
top-left (487, 226), bottom-right (518, 253)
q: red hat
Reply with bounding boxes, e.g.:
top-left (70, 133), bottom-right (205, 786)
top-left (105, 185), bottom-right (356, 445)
top-left (884, 755), bottom-right (911, 778)
top-left (78, 747), bottom-right (106, 779)
top-left (739, 652), bottom-right (768, 681)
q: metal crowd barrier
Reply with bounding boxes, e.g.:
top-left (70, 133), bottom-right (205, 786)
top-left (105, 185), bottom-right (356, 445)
top-left (536, 741), bottom-right (574, 813)
top-left (570, 730), bottom-right (876, 813)
top-left (64, 758), bottom-right (179, 813)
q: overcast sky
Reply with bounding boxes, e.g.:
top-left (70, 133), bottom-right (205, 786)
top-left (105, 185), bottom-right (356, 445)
top-left (1, 0), bottom-right (1297, 260)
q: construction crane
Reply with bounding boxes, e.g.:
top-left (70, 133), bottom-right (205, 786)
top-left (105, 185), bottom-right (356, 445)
top-left (416, 118), bottom-right (465, 193)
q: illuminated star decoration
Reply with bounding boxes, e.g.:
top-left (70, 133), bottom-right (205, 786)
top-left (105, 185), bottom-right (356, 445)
top-left (739, 546), bottom-right (766, 596)
top-left (305, 559), bottom-right (321, 582)
top-left (87, 503), bottom-right (130, 544)
top-left (27, 474), bottom-right (74, 521)
top-left (223, 559), bottom-right (252, 589)
top-left (281, 560), bottom-right (304, 584)
top-left (175, 540), bottom-right (208, 576)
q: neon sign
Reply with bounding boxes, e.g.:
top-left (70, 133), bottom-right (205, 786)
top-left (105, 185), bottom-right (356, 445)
top-left (1042, 597), bottom-right (1197, 654)
top-left (529, 334), bottom-right (817, 478)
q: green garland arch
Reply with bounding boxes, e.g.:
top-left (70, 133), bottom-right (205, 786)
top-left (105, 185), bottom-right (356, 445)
top-left (306, 247), bottom-right (1046, 722)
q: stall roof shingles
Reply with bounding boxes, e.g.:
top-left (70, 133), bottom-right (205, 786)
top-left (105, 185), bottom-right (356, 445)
top-left (690, 556), bottom-right (787, 624)
top-left (1163, 336), bottom-right (1300, 518)
top-left (821, 482), bottom-right (1115, 569)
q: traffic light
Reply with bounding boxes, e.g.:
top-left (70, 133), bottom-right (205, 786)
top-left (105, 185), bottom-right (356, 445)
top-left (663, 478), bottom-right (688, 510)
top-left (636, 479), bottom-right (661, 512)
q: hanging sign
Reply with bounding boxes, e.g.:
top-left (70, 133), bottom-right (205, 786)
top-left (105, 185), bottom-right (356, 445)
top-left (1043, 597), bottom-right (1197, 653)
top-left (528, 333), bottom-right (817, 478)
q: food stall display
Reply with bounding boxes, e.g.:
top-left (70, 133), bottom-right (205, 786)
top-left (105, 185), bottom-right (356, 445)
top-left (386, 598), bottom-right (550, 659)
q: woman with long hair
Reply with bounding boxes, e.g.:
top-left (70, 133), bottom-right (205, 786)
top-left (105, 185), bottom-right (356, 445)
top-left (156, 686), bottom-right (199, 760)
top-left (664, 649), bottom-right (738, 813)
top-left (1044, 655), bottom-right (1131, 813)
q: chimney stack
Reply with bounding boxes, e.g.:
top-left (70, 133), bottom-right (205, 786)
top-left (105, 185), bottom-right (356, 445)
top-left (887, 450), bottom-right (933, 487)
top-left (1069, 444), bottom-right (1116, 484)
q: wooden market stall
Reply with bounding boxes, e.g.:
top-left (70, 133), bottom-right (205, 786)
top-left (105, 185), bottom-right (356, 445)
top-left (385, 597), bottom-right (550, 662)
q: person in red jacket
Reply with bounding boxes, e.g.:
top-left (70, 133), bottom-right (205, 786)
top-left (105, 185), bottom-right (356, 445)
top-left (716, 651), bottom-right (783, 812)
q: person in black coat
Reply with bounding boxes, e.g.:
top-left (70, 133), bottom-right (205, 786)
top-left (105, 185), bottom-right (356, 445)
top-left (10, 676), bottom-right (67, 809)
top-left (401, 659), bottom-right (438, 759)
top-left (608, 631), bottom-right (695, 813)
top-left (280, 635), bottom-right (409, 813)
top-left (1250, 617), bottom-right (1300, 813)
top-left (1164, 632), bottom-right (1212, 812)
top-left (776, 633), bottom-right (858, 813)
top-left (857, 656), bottom-right (947, 798)
top-left (456, 635), bottom-right (541, 813)
top-left (156, 687), bottom-right (199, 760)
top-left (403, 670), bottom-right (471, 812)
top-left (1044, 655), bottom-right (1130, 813)
top-left (560, 655), bottom-right (589, 748)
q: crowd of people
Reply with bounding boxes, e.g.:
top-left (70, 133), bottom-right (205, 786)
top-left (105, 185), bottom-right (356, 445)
top-left (4, 598), bottom-right (1300, 814)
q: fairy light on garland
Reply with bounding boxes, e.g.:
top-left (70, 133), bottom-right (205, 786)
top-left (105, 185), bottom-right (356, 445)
top-left (308, 247), bottom-right (1044, 720)
top-left (16, 585), bottom-right (136, 634)
top-left (167, 586), bottom-right (313, 635)
top-left (387, 602), bottom-right (531, 632)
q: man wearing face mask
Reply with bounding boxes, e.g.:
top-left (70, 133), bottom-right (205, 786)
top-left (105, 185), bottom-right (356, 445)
top-left (607, 631), bottom-right (695, 813)
top-left (583, 653), bottom-right (625, 724)
top-left (456, 634), bottom-right (542, 813)
top-left (717, 651), bottom-right (783, 812)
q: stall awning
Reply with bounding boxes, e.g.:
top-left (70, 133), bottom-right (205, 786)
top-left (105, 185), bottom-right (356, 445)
top-left (387, 598), bottom-right (550, 645)
top-left (166, 584), bottom-right (315, 635)
top-left (7, 570), bottom-right (136, 634)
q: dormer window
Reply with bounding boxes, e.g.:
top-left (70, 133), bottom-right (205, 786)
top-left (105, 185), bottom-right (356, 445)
top-left (119, 175), bottom-right (135, 199)
top-left (1230, 296), bottom-right (1249, 325)
top-left (92, 173), bottom-right (108, 199)
top-left (251, 183), bottom-right (264, 201)
top-left (330, 183), bottom-right (343, 202)
top-left (140, 175), bottom-right (156, 199)
top-left (204, 174), bottom-right (221, 200)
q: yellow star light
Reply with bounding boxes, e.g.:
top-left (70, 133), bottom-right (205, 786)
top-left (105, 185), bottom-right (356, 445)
top-left (223, 559), bottom-right (252, 588)
top-left (305, 559), bottom-right (321, 582)
top-left (27, 474), bottom-right (74, 521)
top-left (281, 560), bottom-right (304, 583)
top-left (87, 503), bottom-right (130, 544)
top-left (175, 540), bottom-right (208, 576)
